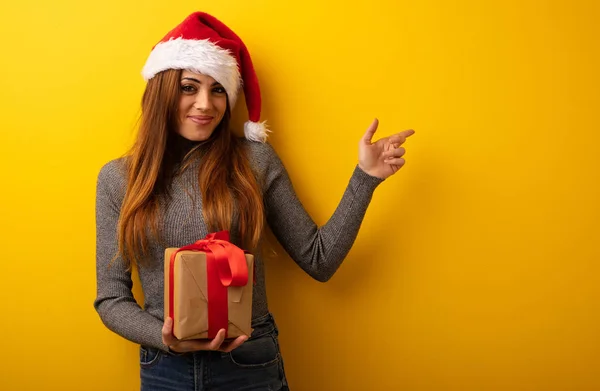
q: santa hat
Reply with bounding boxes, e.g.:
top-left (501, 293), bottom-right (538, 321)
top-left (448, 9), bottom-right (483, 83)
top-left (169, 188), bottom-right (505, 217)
top-left (141, 12), bottom-right (269, 142)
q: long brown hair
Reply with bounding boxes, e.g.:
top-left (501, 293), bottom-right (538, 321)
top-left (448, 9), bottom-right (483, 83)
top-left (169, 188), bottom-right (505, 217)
top-left (116, 69), bottom-right (264, 269)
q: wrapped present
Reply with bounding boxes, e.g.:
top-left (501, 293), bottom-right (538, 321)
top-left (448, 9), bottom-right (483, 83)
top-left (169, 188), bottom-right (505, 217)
top-left (164, 231), bottom-right (254, 340)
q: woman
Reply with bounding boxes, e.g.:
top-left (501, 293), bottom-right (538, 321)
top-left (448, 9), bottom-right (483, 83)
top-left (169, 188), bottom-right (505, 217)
top-left (94, 11), bottom-right (414, 391)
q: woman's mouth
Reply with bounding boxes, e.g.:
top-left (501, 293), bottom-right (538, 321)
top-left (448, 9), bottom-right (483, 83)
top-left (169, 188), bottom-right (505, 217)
top-left (188, 115), bottom-right (213, 125)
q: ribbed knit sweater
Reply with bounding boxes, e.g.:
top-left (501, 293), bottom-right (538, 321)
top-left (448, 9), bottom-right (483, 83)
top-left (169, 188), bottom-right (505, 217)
top-left (94, 137), bottom-right (383, 351)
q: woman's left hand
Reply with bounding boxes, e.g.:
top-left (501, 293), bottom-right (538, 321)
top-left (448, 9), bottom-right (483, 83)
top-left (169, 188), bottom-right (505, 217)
top-left (358, 118), bottom-right (415, 180)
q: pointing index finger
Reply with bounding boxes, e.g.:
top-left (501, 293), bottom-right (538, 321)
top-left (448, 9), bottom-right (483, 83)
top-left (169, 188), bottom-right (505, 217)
top-left (400, 129), bottom-right (415, 138)
top-left (388, 129), bottom-right (415, 146)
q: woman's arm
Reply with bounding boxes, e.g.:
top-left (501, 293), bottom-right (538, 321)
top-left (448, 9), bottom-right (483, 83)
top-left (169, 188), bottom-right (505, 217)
top-left (261, 143), bottom-right (383, 282)
top-left (93, 160), bottom-right (167, 351)
top-left (260, 120), bottom-right (413, 282)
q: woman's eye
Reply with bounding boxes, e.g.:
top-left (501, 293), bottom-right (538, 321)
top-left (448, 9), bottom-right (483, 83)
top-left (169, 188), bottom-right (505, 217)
top-left (181, 85), bottom-right (195, 93)
top-left (213, 87), bottom-right (226, 94)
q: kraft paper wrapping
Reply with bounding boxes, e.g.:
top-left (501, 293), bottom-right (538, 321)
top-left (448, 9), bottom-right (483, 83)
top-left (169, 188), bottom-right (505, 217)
top-left (164, 248), bottom-right (254, 340)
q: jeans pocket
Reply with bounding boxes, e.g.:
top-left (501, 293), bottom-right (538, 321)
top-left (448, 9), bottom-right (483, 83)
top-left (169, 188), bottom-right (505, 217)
top-left (227, 331), bottom-right (280, 368)
top-left (140, 346), bottom-right (163, 369)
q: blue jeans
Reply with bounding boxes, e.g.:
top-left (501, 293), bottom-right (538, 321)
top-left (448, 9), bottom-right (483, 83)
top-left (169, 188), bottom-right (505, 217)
top-left (140, 313), bottom-right (290, 390)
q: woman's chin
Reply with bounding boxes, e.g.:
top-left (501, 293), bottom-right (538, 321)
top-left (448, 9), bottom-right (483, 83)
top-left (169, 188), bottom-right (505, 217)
top-left (177, 128), bottom-right (215, 142)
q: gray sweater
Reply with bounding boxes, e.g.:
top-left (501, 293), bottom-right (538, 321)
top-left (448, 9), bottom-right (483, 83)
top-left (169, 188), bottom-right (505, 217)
top-left (94, 139), bottom-right (383, 351)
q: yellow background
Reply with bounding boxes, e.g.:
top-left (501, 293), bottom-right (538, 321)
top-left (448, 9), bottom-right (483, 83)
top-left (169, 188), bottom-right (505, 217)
top-left (1, 0), bottom-right (599, 390)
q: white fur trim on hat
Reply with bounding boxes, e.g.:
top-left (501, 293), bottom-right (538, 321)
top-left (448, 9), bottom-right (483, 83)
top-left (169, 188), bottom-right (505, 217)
top-left (244, 120), bottom-right (269, 143)
top-left (141, 37), bottom-right (242, 108)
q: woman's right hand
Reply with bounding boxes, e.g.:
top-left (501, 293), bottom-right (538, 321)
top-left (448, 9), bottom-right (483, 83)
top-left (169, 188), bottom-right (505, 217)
top-left (162, 317), bottom-right (248, 353)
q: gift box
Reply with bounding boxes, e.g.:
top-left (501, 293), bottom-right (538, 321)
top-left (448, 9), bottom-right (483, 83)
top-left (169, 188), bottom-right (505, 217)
top-left (164, 231), bottom-right (254, 340)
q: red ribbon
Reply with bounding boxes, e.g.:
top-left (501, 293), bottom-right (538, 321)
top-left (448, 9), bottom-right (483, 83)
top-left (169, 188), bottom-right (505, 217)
top-left (168, 231), bottom-right (249, 339)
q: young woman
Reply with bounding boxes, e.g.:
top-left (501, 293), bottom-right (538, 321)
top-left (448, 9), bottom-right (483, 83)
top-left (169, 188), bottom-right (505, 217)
top-left (94, 11), bottom-right (414, 391)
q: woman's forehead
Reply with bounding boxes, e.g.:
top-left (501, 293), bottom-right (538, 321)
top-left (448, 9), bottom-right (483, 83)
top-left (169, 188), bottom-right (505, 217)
top-left (181, 70), bottom-right (217, 84)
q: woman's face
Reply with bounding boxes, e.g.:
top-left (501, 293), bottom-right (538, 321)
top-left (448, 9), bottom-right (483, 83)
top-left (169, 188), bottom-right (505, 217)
top-left (177, 70), bottom-right (228, 141)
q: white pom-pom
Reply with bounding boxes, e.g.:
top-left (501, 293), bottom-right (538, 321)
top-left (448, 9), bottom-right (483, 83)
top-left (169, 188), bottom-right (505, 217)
top-left (244, 120), bottom-right (270, 143)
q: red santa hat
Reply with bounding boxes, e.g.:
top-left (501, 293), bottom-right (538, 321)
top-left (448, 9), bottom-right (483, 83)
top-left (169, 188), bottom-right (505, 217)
top-left (141, 12), bottom-right (269, 142)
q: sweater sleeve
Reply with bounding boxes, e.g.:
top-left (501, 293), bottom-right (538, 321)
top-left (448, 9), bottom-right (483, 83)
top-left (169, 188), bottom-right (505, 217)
top-left (261, 143), bottom-right (384, 282)
top-left (93, 160), bottom-right (169, 351)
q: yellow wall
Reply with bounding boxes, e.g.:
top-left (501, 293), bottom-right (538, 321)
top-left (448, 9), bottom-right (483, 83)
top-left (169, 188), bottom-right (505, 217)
top-left (1, 1), bottom-right (599, 390)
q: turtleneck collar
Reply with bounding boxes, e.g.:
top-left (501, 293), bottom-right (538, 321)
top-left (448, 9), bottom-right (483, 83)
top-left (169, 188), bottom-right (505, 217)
top-left (160, 133), bottom-right (212, 179)
top-left (168, 132), bottom-right (211, 162)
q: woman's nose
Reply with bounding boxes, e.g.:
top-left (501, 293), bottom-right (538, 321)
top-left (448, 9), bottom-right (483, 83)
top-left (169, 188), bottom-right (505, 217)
top-left (193, 90), bottom-right (212, 111)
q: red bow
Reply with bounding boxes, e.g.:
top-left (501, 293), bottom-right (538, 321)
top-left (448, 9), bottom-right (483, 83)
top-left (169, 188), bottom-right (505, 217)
top-left (168, 231), bottom-right (248, 339)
